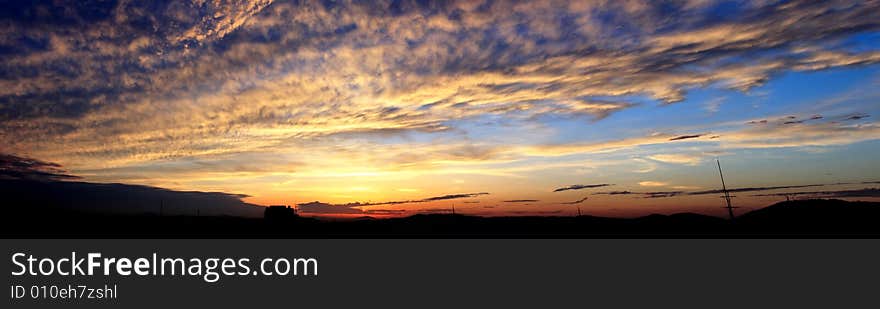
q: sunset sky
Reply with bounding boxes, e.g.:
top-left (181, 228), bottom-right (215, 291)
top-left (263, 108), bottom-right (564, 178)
top-left (2, 0), bottom-right (879, 217)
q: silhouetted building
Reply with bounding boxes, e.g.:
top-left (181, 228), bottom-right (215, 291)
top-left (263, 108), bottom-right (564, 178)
top-left (264, 205), bottom-right (297, 221)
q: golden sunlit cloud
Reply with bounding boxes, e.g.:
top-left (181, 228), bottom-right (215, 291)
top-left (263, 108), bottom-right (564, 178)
top-left (639, 181), bottom-right (668, 187)
top-left (647, 154), bottom-right (707, 165)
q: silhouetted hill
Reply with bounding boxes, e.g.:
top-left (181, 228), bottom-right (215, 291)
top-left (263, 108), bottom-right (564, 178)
top-left (1, 179), bottom-right (263, 218)
top-left (735, 199), bottom-right (880, 234)
top-left (1, 198), bottom-right (878, 238)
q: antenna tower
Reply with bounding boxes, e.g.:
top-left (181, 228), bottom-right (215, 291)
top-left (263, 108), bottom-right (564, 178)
top-left (716, 159), bottom-right (735, 220)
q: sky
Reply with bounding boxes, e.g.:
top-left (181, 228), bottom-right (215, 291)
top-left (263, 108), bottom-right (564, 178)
top-left (1, 0), bottom-right (879, 217)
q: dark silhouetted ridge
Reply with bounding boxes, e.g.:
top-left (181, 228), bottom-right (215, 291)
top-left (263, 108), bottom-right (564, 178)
top-left (1, 198), bottom-right (879, 238)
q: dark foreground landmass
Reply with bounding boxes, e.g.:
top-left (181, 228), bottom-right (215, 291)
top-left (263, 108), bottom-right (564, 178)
top-left (2, 199), bottom-right (879, 238)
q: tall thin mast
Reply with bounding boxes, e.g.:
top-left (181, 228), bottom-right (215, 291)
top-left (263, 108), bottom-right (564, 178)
top-left (717, 159), bottom-right (735, 220)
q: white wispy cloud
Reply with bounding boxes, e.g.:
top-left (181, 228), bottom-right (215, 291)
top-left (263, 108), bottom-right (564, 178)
top-left (639, 181), bottom-right (668, 187)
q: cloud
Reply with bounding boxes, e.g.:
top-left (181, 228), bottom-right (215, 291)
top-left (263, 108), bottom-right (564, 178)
top-left (0, 153), bottom-right (262, 217)
top-left (3, 176), bottom-right (260, 220)
top-left (668, 134), bottom-right (704, 141)
top-left (288, 181), bottom-right (880, 214)
top-left (672, 185), bottom-right (702, 190)
top-left (647, 154), bottom-right (708, 165)
top-left (0, 153), bottom-right (79, 181)
top-left (518, 132), bottom-right (710, 157)
top-left (845, 113), bottom-right (870, 121)
top-left (2, 0), bottom-right (880, 196)
top-left (642, 191), bottom-right (686, 198)
top-left (364, 209), bottom-right (407, 215)
top-left (632, 158), bottom-right (657, 173)
top-left (720, 118), bottom-right (880, 149)
top-left (561, 197), bottom-right (589, 205)
top-left (525, 114), bottom-right (880, 159)
top-left (415, 208), bottom-right (455, 214)
top-left (703, 97), bottom-right (725, 114)
top-left (1, 178), bottom-right (263, 217)
top-left (749, 114), bottom-right (827, 126)
top-left (689, 184), bottom-right (828, 195)
top-left (752, 188), bottom-right (880, 198)
top-left (590, 181), bottom-right (880, 199)
top-left (421, 192), bottom-right (490, 202)
top-left (553, 183), bottom-right (613, 192)
top-left (296, 201), bottom-right (363, 214)
top-left (639, 181), bottom-right (668, 187)
top-left (593, 190), bottom-right (683, 198)
top-left (302, 192), bottom-right (491, 211)
top-left (172, 0), bottom-right (276, 44)
top-left (593, 191), bottom-right (635, 195)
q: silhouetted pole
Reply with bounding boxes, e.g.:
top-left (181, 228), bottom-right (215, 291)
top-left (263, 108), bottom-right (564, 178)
top-left (452, 203), bottom-right (455, 215)
top-left (716, 159), bottom-right (735, 220)
top-left (577, 206), bottom-right (581, 217)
